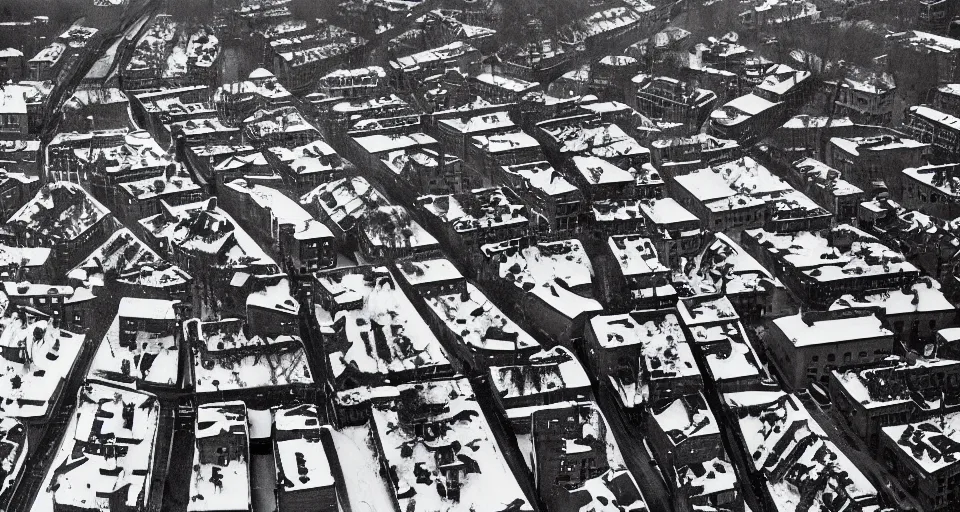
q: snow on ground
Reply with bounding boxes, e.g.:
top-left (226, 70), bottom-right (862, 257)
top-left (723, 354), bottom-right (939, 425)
top-left (328, 424), bottom-right (396, 512)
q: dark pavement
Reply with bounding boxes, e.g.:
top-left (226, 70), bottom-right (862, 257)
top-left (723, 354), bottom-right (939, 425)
top-left (596, 388), bottom-right (672, 512)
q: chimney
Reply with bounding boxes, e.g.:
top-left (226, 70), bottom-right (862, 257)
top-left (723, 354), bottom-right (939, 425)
top-left (122, 402), bottom-right (135, 430)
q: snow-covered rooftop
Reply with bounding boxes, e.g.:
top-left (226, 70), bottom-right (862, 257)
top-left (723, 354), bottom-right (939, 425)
top-left (370, 378), bottom-right (532, 512)
top-left (68, 228), bottom-right (190, 291)
top-left (830, 134), bottom-right (927, 157)
top-left (9, 182), bottom-right (111, 243)
top-left (471, 130), bottom-right (542, 154)
top-left (244, 107), bottom-right (319, 140)
top-left (168, 116), bottom-right (238, 137)
top-left (0, 244), bottom-right (49, 271)
top-left (273, 405), bottom-right (334, 492)
top-left (501, 161), bottom-right (578, 197)
top-left (314, 267), bottom-right (451, 385)
top-left (674, 232), bottom-right (776, 297)
top-left (834, 356), bottom-right (959, 410)
top-left (353, 132), bottom-right (437, 155)
top-left (139, 199), bottom-right (276, 270)
top-left (541, 119), bottom-right (649, 162)
top-left (589, 311), bottom-right (686, 350)
top-left (755, 64), bottom-right (811, 97)
top-left (481, 239), bottom-right (602, 320)
top-left (889, 30), bottom-right (960, 54)
top-left (190, 318), bottom-right (312, 393)
top-left (439, 110), bottom-right (514, 134)
top-left (902, 163), bottom-right (960, 198)
top-left (744, 224), bottom-right (918, 282)
top-left (608, 234), bottom-right (669, 277)
top-left (676, 458), bottom-right (737, 500)
top-left (418, 188), bottom-right (528, 234)
top-left (569, 468), bottom-right (648, 512)
top-left (224, 180), bottom-right (332, 241)
top-left (590, 311), bottom-right (698, 408)
top-left (392, 41), bottom-right (477, 70)
top-left (883, 411), bottom-right (960, 474)
top-left (675, 157), bottom-right (818, 218)
top-left (362, 205), bottom-right (438, 251)
top-left (426, 282), bottom-right (539, 354)
top-left (651, 393), bottom-right (720, 445)
top-left (726, 391), bottom-right (877, 511)
top-left (781, 115), bottom-right (854, 129)
top-left (639, 197), bottom-right (699, 226)
top-left (773, 311), bottom-right (892, 347)
top-left (490, 346), bottom-right (589, 400)
top-left (216, 70), bottom-right (292, 103)
top-left (571, 155), bottom-right (634, 186)
top-left (267, 139), bottom-right (342, 176)
top-left (88, 299), bottom-right (180, 387)
top-left (53, 380), bottom-right (159, 512)
top-left (831, 278), bottom-right (954, 316)
top-left (395, 258), bottom-right (463, 287)
top-left (0, 85), bottom-right (28, 114)
top-left (189, 402), bottom-right (251, 512)
top-left (119, 168), bottom-right (201, 201)
top-left (72, 130), bottom-right (173, 176)
top-left (126, 15), bottom-right (177, 73)
top-left (29, 42), bottom-right (66, 64)
top-left (474, 72), bottom-right (540, 93)
top-left (528, 401), bottom-right (643, 508)
top-left (711, 94), bottom-right (779, 126)
top-left (300, 176), bottom-right (388, 233)
top-left (792, 157), bottom-right (862, 197)
top-left (563, 7), bottom-right (644, 43)
top-left (0, 313), bottom-right (83, 418)
top-left (677, 295), bottom-right (740, 327)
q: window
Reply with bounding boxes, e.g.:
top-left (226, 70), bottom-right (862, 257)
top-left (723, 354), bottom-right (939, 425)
top-left (859, 351), bottom-right (868, 359)
top-left (812, 355), bottom-right (819, 362)
top-left (827, 354), bottom-right (836, 362)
